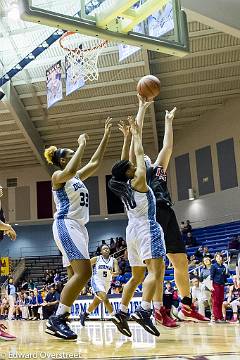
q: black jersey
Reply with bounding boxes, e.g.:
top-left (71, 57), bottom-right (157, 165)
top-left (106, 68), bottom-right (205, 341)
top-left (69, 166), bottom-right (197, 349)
top-left (146, 165), bottom-right (173, 207)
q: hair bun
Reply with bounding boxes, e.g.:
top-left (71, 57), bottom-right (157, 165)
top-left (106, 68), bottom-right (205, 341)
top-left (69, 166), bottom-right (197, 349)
top-left (44, 146), bottom-right (57, 165)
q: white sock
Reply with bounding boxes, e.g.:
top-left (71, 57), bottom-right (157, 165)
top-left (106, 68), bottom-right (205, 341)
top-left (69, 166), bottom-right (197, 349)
top-left (120, 304), bottom-right (128, 313)
top-left (153, 301), bottom-right (163, 310)
top-left (56, 303), bottom-right (71, 316)
top-left (141, 301), bottom-right (151, 311)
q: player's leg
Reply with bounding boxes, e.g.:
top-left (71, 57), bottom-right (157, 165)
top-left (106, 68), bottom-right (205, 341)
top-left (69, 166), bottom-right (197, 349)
top-left (131, 222), bottom-right (166, 336)
top-left (46, 221), bottom-right (92, 340)
top-left (80, 296), bottom-right (101, 327)
top-left (153, 207), bottom-right (180, 328)
top-left (97, 292), bottom-right (114, 314)
top-left (229, 300), bottom-right (239, 323)
top-left (222, 301), bottom-right (229, 320)
top-left (111, 266), bottom-right (145, 337)
top-left (159, 208), bottom-right (209, 322)
top-left (67, 265), bottom-right (74, 280)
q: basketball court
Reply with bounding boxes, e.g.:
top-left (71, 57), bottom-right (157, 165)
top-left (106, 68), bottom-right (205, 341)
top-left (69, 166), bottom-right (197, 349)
top-left (0, 0), bottom-right (240, 359)
top-left (0, 321), bottom-right (239, 359)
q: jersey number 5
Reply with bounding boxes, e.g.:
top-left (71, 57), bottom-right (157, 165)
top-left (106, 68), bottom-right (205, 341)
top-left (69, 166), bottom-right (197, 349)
top-left (80, 192), bottom-right (89, 207)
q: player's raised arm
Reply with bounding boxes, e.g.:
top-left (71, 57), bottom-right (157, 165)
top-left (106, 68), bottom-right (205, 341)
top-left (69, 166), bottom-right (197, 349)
top-left (77, 117), bottom-right (112, 181)
top-left (44, 134), bottom-right (88, 186)
top-left (154, 107), bottom-right (177, 172)
top-left (0, 221), bottom-right (16, 241)
top-left (129, 95), bottom-right (153, 164)
top-left (118, 120), bottom-right (131, 161)
top-left (128, 116), bottom-right (148, 193)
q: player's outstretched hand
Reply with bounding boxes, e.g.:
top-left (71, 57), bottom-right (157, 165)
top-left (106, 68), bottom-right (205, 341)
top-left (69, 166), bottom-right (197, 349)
top-left (128, 116), bottom-right (139, 136)
top-left (118, 120), bottom-right (130, 138)
top-left (78, 133), bottom-right (89, 146)
top-left (104, 117), bottom-right (112, 137)
top-left (165, 107), bottom-right (177, 122)
top-left (137, 94), bottom-right (154, 108)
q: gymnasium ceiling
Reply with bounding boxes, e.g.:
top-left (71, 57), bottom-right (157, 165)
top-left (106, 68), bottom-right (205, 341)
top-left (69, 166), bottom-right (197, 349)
top-left (0, 2), bottom-right (240, 172)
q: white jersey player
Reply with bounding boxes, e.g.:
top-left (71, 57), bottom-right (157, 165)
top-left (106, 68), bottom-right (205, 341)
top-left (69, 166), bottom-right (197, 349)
top-left (80, 244), bottom-right (119, 326)
top-left (43, 118), bottom-right (112, 340)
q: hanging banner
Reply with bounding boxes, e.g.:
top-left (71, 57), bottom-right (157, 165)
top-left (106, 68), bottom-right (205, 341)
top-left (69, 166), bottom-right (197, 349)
top-left (0, 257), bottom-right (10, 276)
top-left (46, 60), bottom-right (63, 108)
top-left (65, 56), bottom-right (85, 96)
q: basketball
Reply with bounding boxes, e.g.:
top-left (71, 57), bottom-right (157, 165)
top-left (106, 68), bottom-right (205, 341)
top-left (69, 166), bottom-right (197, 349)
top-left (137, 75), bottom-right (161, 100)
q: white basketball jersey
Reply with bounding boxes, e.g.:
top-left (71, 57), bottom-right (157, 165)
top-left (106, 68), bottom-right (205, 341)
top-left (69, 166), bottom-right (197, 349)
top-left (126, 184), bottom-right (156, 222)
top-left (53, 175), bottom-right (89, 224)
top-left (93, 255), bottom-right (114, 282)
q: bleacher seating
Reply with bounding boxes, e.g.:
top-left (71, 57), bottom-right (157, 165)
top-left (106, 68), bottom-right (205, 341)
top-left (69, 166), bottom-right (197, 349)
top-left (163, 220), bottom-right (240, 282)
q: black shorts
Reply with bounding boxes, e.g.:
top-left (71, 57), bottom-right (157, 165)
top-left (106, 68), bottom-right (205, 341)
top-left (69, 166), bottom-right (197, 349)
top-left (156, 205), bottom-right (186, 254)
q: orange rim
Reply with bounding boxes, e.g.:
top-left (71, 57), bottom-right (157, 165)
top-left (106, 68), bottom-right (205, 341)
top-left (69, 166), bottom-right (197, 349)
top-left (59, 31), bottom-right (108, 53)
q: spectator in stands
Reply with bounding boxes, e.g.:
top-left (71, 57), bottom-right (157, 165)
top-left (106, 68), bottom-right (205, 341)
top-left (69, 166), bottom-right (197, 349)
top-left (237, 253), bottom-right (240, 286)
top-left (29, 279), bottom-right (36, 291)
top-left (21, 279), bottom-right (29, 291)
top-left (185, 220), bottom-right (192, 233)
top-left (228, 235), bottom-right (240, 257)
top-left (6, 277), bottom-right (16, 320)
top-left (0, 296), bottom-right (9, 319)
top-left (42, 286), bottom-right (60, 320)
top-left (54, 272), bottom-right (61, 286)
top-left (194, 246), bottom-right (204, 261)
top-left (18, 293), bottom-right (29, 320)
top-left (199, 257), bottom-right (212, 310)
top-left (222, 275), bottom-right (240, 323)
top-left (163, 282), bottom-right (174, 311)
top-left (180, 221), bottom-right (185, 233)
top-left (191, 278), bottom-right (210, 317)
top-left (185, 232), bottom-right (196, 248)
top-left (210, 253), bottom-right (228, 322)
top-left (110, 238), bottom-right (116, 255)
top-left (202, 247), bottom-right (213, 259)
top-left (30, 289), bottom-right (43, 320)
top-left (188, 255), bottom-right (200, 269)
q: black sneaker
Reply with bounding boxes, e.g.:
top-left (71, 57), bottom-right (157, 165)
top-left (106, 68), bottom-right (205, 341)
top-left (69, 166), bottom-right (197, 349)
top-left (80, 311), bottom-right (89, 326)
top-left (131, 307), bottom-right (160, 337)
top-left (45, 313), bottom-right (77, 340)
top-left (111, 311), bottom-right (132, 337)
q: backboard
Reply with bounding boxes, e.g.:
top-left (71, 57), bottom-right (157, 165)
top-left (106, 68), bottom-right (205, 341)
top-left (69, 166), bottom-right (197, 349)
top-left (19, 0), bottom-right (189, 57)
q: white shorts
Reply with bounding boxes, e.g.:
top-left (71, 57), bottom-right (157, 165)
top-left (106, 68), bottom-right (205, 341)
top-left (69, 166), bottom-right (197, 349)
top-left (126, 219), bottom-right (165, 267)
top-left (53, 218), bottom-right (90, 267)
top-left (91, 276), bottom-right (111, 295)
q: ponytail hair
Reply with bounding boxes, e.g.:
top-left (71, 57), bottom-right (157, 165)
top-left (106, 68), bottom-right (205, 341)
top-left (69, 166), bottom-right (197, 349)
top-left (44, 146), bottom-right (67, 167)
top-left (108, 160), bottom-right (136, 210)
top-left (108, 178), bottom-right (136, 210)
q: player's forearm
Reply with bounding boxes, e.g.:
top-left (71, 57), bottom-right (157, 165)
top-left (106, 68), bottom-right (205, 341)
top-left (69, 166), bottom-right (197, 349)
top-left (133, 133), bottom-right (144, 157)
top-left (135, 105), bottom-right (147, 140)
top-left (89, 132), bottom-right (109, 166)
top-left (65, 143), bottom-right (86, 174)
top-left (121, 135), bottom-right (131, 161)
top-left (162, 118), bottom-right (173, 151)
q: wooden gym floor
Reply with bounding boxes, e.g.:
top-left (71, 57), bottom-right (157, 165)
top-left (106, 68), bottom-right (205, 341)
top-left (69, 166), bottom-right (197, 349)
top-left (0, 320), bottom-right (240, 360)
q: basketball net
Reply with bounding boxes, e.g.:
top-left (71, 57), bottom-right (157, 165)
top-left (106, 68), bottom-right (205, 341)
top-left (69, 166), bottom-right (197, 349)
top-left (59, 32), bottom-right (108, 82)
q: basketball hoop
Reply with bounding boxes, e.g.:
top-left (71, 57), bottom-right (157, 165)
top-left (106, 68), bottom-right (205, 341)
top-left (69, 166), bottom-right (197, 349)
top-left (59, 31), bottom-right (108, 82)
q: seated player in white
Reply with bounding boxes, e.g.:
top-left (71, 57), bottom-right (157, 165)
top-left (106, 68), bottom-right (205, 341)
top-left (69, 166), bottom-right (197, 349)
top-left (80, 244), bottom-right (119, 325)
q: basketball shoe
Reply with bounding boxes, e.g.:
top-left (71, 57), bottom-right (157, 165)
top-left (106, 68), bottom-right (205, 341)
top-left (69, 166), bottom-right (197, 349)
top-left (178, 304), bottom-right (210, 322)
top-left (154, 306), bottom-right (180, 328)
top-left (45, 313), bottom-right (77, 340)
top-left (80, 311), bottom-right (89, 327)
top-left (111, 311), bottom-right (132, 337)
top-left (0, 324), bottom-right (16, 341)
top-left (131, 307), bottom-right (160, 337)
